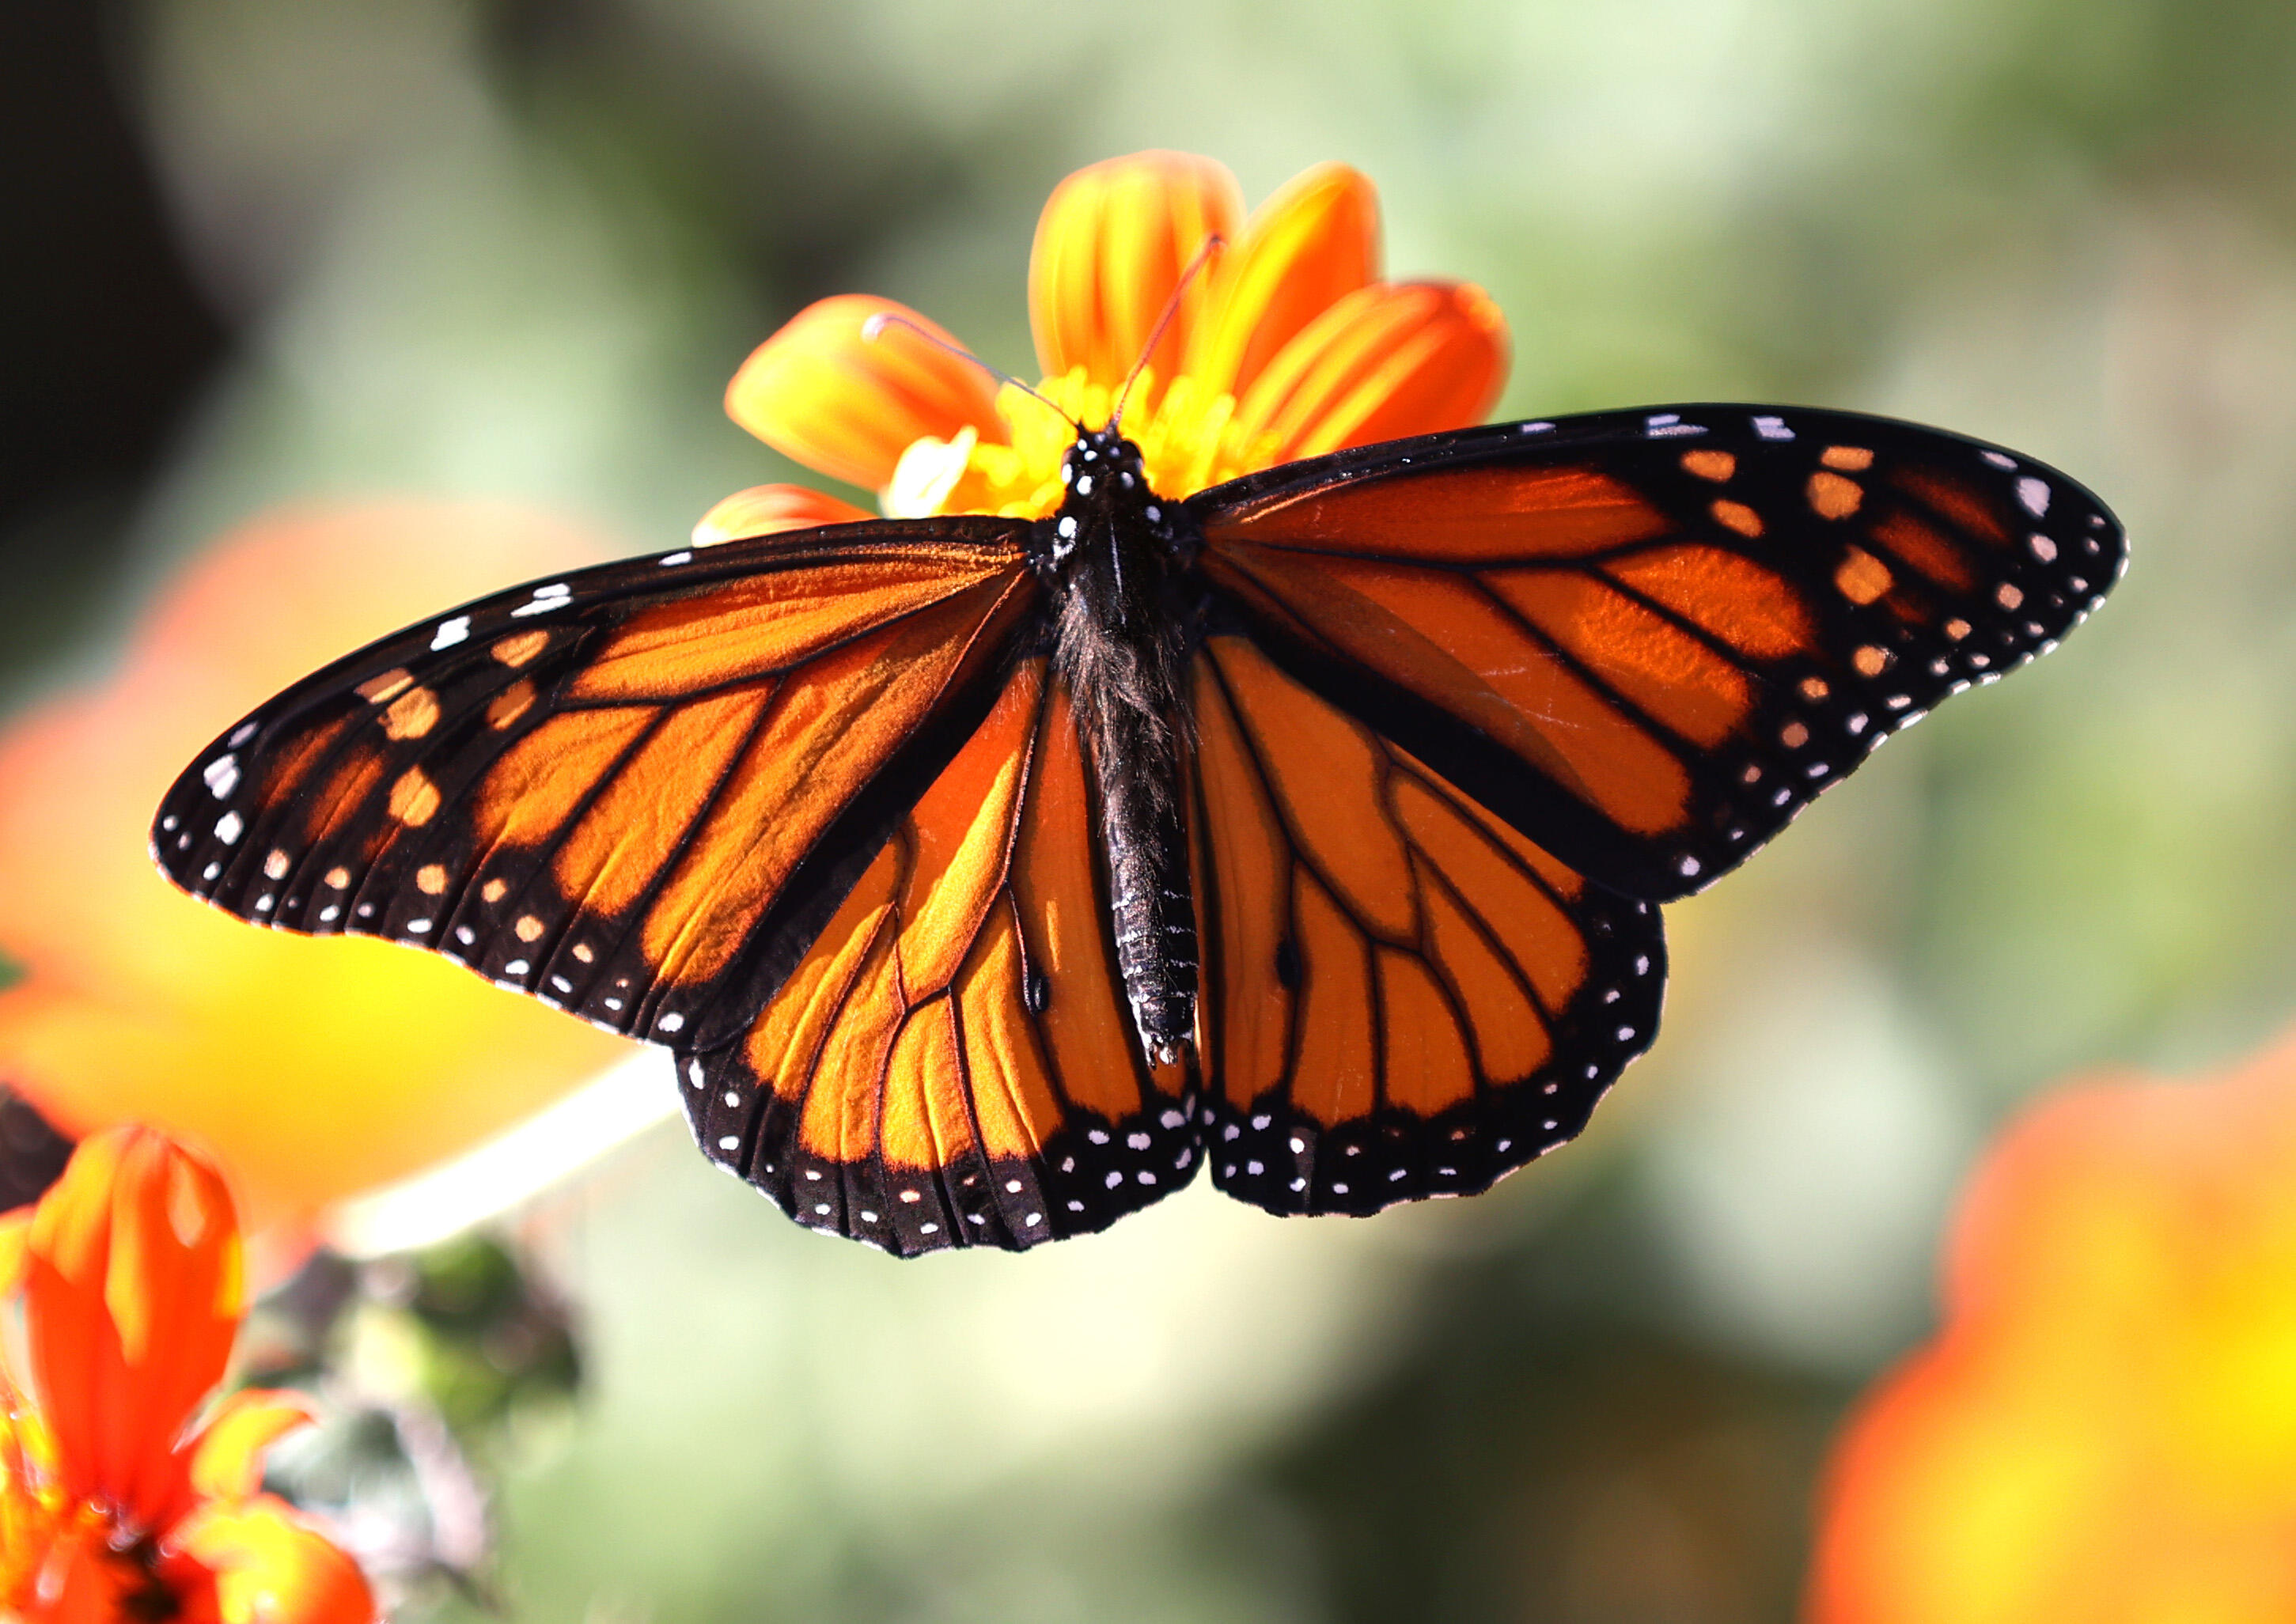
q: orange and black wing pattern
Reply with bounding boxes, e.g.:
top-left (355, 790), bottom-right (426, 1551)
top-left (152, 520), bottom-right (1040, 1055)
top-left (1189, 405), bottom-right (2125, 900)
top-left (681, 659), bottom-right (1199, 1253)
top-left (149, 401), bottom-right (2127, 1252)
top-left (1188, 636), bottom-right (1663, 1214)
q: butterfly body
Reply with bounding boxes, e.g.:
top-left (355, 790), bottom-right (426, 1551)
top-left (153, 403), bottom-right (2124, 1255)
top-left (1037, 425), bottom-right (1203, 1066)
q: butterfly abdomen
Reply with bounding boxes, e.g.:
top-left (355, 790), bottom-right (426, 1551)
top-left (1043, 427), bottom-right (1200, 1064)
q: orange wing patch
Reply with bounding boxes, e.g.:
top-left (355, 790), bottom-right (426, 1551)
top-left (569, 547), bottom-right (1016, 701)
top-left (1191, 635), bottom-right (1663, 1217)
top-left (1212, 463), bottom-right (1673, 562)
top-left (1602, 545), bottom-right (1809, 660)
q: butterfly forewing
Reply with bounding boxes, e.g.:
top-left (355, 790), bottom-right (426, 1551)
top-left (152, 521), bottom-right (1040, 1048)
top-left (683, 658), bottom-right (1199, 1254)
top-left (1188, 405), bottom-right (2125, 900)
top-left (1188, 636), bottom-right (1664, 1213)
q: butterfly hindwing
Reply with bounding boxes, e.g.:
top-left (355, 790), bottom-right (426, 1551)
top-left (682, 657), bottom-right (1201, 1255)
top-left (1188, 635), bottom-right (1665, 1215)
top-left (152, 521), bottom-right (1041, 1049)
top-left (1190, 405), bottom-right (2125, 900)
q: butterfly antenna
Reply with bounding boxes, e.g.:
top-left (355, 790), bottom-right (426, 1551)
top-left (1109, 233), bottom-right (1226, 433)
top-left (862, 312), bottom-right (1070, 426)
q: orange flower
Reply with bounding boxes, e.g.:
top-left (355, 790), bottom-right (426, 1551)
top-left (0, 1126), bottom-right (375, 1622)
top-left (1807, 1029), bottom-right (2296, 1623)
top-left (0, 505), bottom-right (633, 1236)
top-left (699, 150), bottom-right (1508, 541)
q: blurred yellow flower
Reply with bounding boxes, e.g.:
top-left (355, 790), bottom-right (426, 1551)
top-left (0, 505), bottom-right (634, 1237)
top-left (0, 1126), bottom-right (375, 1622)
top-left (1807, 1029), bottom-right (2296, 1623)
top-left (699, 150), bottom-right (1509, 541)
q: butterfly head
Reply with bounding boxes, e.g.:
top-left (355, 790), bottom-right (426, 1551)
top-left (1059, 426), bottom-right (1150, 504)
top-left (1040, 424), bottom-right (1174, 580)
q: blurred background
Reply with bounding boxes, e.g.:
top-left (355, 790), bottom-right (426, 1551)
top-left (7, 0), bottom-right (2296, 1618)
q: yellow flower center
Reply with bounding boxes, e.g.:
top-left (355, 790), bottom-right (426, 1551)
top-left (883, 365), bottom-right (1283, 520)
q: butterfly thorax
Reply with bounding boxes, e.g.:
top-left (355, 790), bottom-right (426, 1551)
top-left (1036, 426), bottom-right (1199, 1066)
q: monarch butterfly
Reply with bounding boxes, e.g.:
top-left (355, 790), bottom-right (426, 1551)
top-left (151, 402), bottom-right (2121, 1254)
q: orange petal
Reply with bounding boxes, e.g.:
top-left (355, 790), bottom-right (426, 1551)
top-left (692, 483), bottom-right (874, 546)
top-left (0, 1406), bottom-right (62, 1610)
top-left (24, 1128), bottom-right (241, 1535)
top-left (172, 1495), bottom-right (377, 1624)
top-left (1029, 151), bottom-right (1243, 395)
top-left (1806, 1029), bottom-right (2296, 1624)
top-left (726, 295), bottom-right (1005, 492)
top-left (1233, 279), bottom-right (1509, 462)
top-left (185, 1389), bottom-right (314, 1505)
top-left (25, 1511), bottom-right (184, 1624)
top-left (1187, 163), bottom-right (1380, 399)
top-left (0, 1208), bottom-right (28, 1293)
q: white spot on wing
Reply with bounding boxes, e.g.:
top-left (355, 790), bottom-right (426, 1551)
top-left (430, 616), bottom-right (471, 650)
top-left (1752, 415), bottom-right (1793, 440)
top-left (214, 811), bottom-right (243, 844)
top-left (2016, 476), bottom-right (2050, 516)
top-left (203, 755), bottom-right (240, 798)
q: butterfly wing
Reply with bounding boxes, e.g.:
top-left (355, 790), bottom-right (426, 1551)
top-left (1188, 634), bottom-right (1664, 1213)
top-left (151, 520), bottom-right (1042, 1054)
top-left (1188, 404), bottom-right (2125, 899)
top-left (681, 657), bottom-right (1201, 1255)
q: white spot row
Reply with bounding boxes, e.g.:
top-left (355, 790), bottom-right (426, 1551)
top-left (510, 583), bottom-right (573, 619)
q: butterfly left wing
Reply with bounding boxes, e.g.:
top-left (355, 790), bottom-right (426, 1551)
top-left (151, 521), bottom-right (1040, 1052)
top-left (683, 657), bottom-right (1201, 1255)
top-left (1189, 404), bottom-right (2124, 901)
top-left (1188, 634), bottom-right (1665, 1214)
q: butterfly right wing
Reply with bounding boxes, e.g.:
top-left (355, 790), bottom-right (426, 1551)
top-left (1188, 634), bottom-right (1665, 1215)
top-left (152, 520), bottom-right (1041, 1054)
top-left (1190, 405), bottom-right (2125, 901)
top-left (683, 658), bottom-right (1201, 1255)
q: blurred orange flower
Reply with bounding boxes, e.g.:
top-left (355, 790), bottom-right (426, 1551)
top-left (0, 1126), bottom-right (374, 1622)
top-left (0, 505), bottom-right (634, 1235)
top-left (696, 150), bottom-right (1509, 542)
top-left (1807, 1028), bottom-right (2296, 1623)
